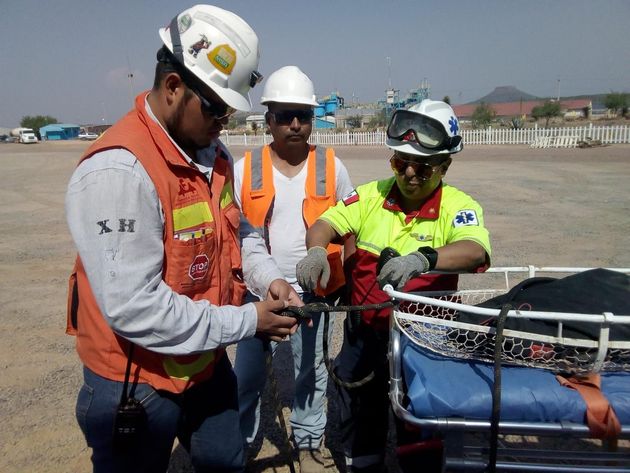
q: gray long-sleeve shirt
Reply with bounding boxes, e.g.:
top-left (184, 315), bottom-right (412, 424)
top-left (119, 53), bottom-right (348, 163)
top-left (65, 99), bottom-right (282, 356)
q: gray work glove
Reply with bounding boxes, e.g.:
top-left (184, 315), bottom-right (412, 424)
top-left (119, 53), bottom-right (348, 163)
top-left (377, 251), bottom-right (430, 290)
top-left (296, 246), bottom-right (330, 292)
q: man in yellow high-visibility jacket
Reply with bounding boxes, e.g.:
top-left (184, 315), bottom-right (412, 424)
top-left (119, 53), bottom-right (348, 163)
top-left (296, 100), bottom-right (491, 473)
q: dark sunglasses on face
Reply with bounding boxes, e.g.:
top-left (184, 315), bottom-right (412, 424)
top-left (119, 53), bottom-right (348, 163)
top-left (187, 83), bottom-right (236, 120)
top-left (389, 155), bottom-right (443, 179)
top-left (270, 109), bottom-right (314, 125)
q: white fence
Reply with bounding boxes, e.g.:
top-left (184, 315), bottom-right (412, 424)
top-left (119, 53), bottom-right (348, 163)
top-left (221, 124), bottom-right (630, 148)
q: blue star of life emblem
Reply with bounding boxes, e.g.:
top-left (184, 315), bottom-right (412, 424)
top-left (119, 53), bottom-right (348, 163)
top-left (449, 116), bottom-right (459, 135)
top-left (453, 210), bottom-right (478, 227)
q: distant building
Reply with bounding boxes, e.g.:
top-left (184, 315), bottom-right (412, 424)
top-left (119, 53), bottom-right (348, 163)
top-left (334, 107), bottom-right (377, 129)
top-left (39, 123), bottom-right (81, 140)
top-left (245, 114), bottom-right (266, 131)
top-left (452, 99), bottom-right (592, 121)
top-left (315, 116), bottom-right (335, 129)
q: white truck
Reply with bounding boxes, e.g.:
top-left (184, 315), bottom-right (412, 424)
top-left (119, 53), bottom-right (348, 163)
top-left (10, 127), bottom-right (38, 144)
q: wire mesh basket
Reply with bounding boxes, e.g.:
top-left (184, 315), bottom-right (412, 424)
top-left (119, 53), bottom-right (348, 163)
top-left (389, 267), bottom-right (630, 374)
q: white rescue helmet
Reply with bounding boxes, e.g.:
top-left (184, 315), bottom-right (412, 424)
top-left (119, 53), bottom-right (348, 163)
top-left (159, 4), bottom-right (263, 111)
top-left (386, 99), bottom-right (463, 156)
top-left (260, 66), bottom-right (318, 106)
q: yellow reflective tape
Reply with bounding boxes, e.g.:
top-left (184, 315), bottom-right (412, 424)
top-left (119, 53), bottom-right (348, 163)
top-left (162, 352), bottom-right (216, 381)
top-left (173, 202), bottom-right (213, 232)
top-left (220, 183), bottom-right (234, 208)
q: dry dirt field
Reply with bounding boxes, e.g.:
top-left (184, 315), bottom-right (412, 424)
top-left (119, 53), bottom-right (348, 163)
top-left (1, 141), bottom-right (629, 472)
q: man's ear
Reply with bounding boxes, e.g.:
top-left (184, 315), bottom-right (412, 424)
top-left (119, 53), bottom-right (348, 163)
top-left (163, 72), bottom-right (185, 103)
top-left (439, 156), bottom-right (453, 175)
top-left (264, 111), bottom-right (272, 126)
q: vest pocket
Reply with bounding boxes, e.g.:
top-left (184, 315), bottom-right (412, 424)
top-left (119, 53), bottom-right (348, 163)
top-left (166, 235), bottom-right (217, 298)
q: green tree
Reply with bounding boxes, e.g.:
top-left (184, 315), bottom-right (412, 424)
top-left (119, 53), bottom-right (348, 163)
top-left (443, 95), bottom-right (451, 105)
top-left (604, 92), bottom-right (628, 117)
top-left (20, 115), bottom-right (58, 134)
top-left (471, 103), bottom-right (495, 129)
top-left (346, 115), bottom-right (363, 129)
top-left (531, 101), bottom-right (562, 127)
top-left (367, 109), bottom-right (386, 129)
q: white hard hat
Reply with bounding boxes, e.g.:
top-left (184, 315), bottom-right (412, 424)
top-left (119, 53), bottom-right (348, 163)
top-left (260, 66), bottom-right (318, 106)
top-left (159, 4), bottom-right (263, 111)
top-left (386, 99), bottom-right (463, 156)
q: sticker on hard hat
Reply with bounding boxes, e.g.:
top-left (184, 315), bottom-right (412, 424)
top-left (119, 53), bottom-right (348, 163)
top-left (208, 44), bottom-right (236, 75)
top-left (189, 254), bottom-right (210, 280)
top-left (178, 13), bottom-right (192, 34)
top-left (188, 34), bottom-right (211, 58)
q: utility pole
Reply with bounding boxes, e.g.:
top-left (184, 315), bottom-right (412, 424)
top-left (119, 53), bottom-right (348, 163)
top-left (386, 56), bottom-right (392, 89)
top-left (556, 79), bottom-right (560, 101)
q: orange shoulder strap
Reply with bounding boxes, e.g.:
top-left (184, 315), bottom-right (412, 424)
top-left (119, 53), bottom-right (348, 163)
top-left (240, 145), bottom-right (275, 228)
top-left (556, 373), bottom-right (621, 439)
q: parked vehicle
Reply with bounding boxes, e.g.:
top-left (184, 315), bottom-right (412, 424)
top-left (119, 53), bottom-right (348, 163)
top-left (10, 128), bottom-right (38, 144)
top-left (78, 131), bottom-right (99, 141)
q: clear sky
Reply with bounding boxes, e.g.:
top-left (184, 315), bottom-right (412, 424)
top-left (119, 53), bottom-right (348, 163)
top-left (1, 0), bottom-right (628, 127)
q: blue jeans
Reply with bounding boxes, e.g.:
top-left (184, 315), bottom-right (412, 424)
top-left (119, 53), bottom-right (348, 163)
top-left (234, 292), bottom-right (334, 450)
top-left (76, 355), bottom-right (244, 473)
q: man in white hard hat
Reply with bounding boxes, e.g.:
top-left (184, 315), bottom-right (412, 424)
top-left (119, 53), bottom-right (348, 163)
top-left (233, 65), bottom-right (353, 472)
top-left (65, 6), bottom-right (304, 472)
top-left (296, 100), bottom-right (491, 472)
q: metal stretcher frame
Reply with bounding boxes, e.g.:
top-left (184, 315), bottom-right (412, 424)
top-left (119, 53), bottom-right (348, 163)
top-left (386, 266), bottom-right (630, 472)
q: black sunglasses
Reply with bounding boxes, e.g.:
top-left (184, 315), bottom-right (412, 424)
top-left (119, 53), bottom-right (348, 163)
top-left (186, 82), bottom-right (236, 120)
top-left (269, 109), bottom-right (314, 125)
top-left (389, 155), bottom-right (443, 179)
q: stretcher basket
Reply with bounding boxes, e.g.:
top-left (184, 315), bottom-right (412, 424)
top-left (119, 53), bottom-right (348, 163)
top-left (386, 266), bottom-right (630, 472)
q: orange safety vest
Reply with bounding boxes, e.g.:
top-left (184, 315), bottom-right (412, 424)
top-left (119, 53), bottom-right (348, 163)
top-left (240, 144), bottom-right (344, 296)
top-left (66, 91), bottom-right (246, 393)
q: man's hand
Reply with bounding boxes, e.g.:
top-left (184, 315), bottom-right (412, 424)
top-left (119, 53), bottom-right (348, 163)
top-left (254, 299), bottom-right (299, 342)
top-left (267, 278), bottom-right (304, 308)
top-left (377, 251), bottom-right (430, 290)
top-left (267, 279), bottom-right (312, 328)
top-left (296, 246), bottom-right (330, 292)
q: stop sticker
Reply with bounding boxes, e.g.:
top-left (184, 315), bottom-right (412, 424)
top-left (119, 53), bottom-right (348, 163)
top-left (189, 254), bottom-right (210, 280)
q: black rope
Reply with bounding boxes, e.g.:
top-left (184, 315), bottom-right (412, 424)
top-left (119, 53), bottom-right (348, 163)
top-left (488, 303), bottom-right (512, 473)
top-left (283, 301), bottom-right (395, 389)
top-left (263, 341), bottom-right (296, 473)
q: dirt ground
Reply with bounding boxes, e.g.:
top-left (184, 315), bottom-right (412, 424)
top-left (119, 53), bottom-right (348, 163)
top-left (0, 141), bottom-right (629, 473)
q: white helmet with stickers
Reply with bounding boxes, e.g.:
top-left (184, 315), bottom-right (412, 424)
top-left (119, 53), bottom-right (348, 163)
top-left (158, 4), bottom-right (263, 111)
top-left (386, 99), bottom-right (463, 156)
top-left (260, 66), bottom-right (318, 106)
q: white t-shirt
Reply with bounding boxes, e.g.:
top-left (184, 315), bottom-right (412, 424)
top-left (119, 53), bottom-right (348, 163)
top-left (233, 150), bottom-right (354, 294)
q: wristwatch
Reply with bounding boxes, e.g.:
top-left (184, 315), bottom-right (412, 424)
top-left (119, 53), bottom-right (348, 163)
top-left (417, 246), bottom-right (438, 271)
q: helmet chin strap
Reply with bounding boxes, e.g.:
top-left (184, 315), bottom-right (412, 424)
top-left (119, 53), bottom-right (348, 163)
top-left (169, 16), bottom-right (185, 65)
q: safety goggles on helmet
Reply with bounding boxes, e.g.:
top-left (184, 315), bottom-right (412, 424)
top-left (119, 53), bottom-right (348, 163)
top-left (387, 109), bottom-right (462, 152)
top-left (269, 109), bottom-right (314, 125)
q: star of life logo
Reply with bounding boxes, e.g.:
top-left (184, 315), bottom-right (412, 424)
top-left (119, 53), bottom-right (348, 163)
top-left (453, 210), bottom-right (478, 227)
top-left (189, 254), bottom-right (210, 280)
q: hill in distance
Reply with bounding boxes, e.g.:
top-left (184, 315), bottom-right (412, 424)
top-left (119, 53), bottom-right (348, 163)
top-left (468, 86), bottom-right (539, 104)
top-left (467, 86), bottom-right (614, 110)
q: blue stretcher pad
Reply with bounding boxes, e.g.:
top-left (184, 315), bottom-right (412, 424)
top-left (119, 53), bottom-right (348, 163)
top-left (402, 336), bottom-right (630, 424)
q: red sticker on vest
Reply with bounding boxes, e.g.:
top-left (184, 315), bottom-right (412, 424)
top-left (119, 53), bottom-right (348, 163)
top-left (342, 190), bottom-right (359, 206)
top-left (189, 254), bottom-right (210, 280)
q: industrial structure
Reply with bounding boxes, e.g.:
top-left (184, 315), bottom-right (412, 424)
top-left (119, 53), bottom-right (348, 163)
top-left (39, 124), bottom-right (81, 140)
